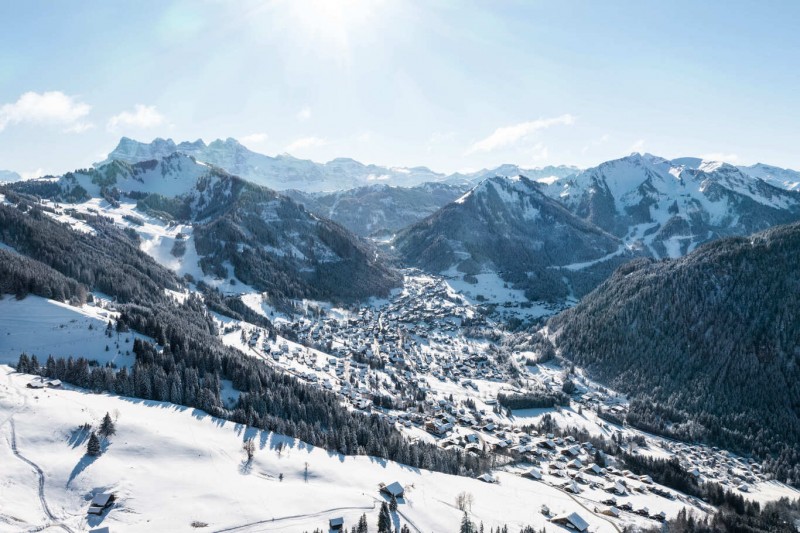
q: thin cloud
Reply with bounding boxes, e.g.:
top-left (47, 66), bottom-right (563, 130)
top-left (629, 139), bottom-right (646, 153)
top-left (240, 132), bottom-right (269, 146)
top-left (0, 91), bottom-right (92, 133)
top-left (286, 136), bottom-right (327, 152)
top-left (467, 114), bottom-right (575, 154)
top-left (107, 104), bottom-right (166, 132)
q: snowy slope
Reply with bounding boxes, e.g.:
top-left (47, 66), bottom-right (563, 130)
top-left (739, 162), bottom-right (800, 191)
top-left (538, 153), bottom-right (800, 258)
top-left (0, 294), bottom-right (152, 368)
top-left (1, 365), bottom-right (625, 533)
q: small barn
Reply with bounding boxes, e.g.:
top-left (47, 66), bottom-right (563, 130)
top-left (88, 493), bottom-right (115, 516)
top-left (551, 512), bottom-right (589, 532)
top-left (380, 481), bottom-right (404, 499)
top-left (522, 467), bottom-right (542, 480)
top-left (477, 473), bottom-right (497, 483)
top-left (329, 517), bottom-right (344, 531)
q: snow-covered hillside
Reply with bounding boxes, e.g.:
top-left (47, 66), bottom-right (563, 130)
top-left (0, 294), bottom-right (149, 368)
top-left (537, 153), bottom-right (800, 258)
top-left (1, 365), bottom-right (624, 533)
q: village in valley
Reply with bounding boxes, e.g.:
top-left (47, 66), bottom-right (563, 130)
top-left (211, 272), bottom-right (792, 532)
top-left (1, 196), bottom-right (797, 532)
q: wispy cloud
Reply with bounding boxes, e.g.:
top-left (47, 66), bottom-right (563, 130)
top-left (286, 136), bottom-right (327, 152)
top-left (701, 152), bottom-right (739, 163)
top-left (467, 114), bottom-right (575, 154)
top-left (107, 104), bottom-right (166, 132)
top-left (296, 106), bottom-right (312, 121)
top-left (629, 139), bottom-right (646, 153)
top-left (0, 91), bottom-right (92, 133)
top-left (240, 132), bottom-right (269, 146)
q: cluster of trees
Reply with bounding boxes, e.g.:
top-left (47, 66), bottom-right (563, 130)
top-left (497, 389), bottom-right (568, 410)
top-left (550, 223), bottom-right (800, 485)
top-left (0, 248), bottom-right (88, 304)
top-left (0, 202), bottom-right (181, 306)
top-left (640, 497), bottom-right (800, 533)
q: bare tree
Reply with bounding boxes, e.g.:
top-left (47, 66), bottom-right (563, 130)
top-left (455, 491), bottom-right (474, 512)
top-left (243, 438), bottom-right (256, 462)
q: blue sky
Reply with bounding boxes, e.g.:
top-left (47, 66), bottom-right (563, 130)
top-left (1, 0), bottom-right (799, 177)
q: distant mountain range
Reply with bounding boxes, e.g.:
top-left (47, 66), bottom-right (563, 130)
top-left (394, 153), bottom-right (800, 301)
top-left (285, 182), bottom-right (469, 237)
top-left (11, 153), bottom-right (400, 303)
top-left (0, 169), bottom-right (21, 183)
top-left (537, 153), bottom-right (800, 258)
top-left (393, 175), bottom-right (631, 301)
top-left (97, 137), bottom-right (581, 192)
top-left (10, 137), bottom-right (800, 307)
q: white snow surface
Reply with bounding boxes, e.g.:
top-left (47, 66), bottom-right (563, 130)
top-left (1, 365), bottom-right (624, 533)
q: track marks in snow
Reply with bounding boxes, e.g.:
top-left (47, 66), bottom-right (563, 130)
top-left (8, 418), bottom-right (76, 533)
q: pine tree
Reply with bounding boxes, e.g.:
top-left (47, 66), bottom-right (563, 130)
top-left (390, 493), bottom-right (398, 512)
top-left (460, 511), bottom-right (474, 533)
top-left (99, 412), bottom-right (116, 438)
top-left (87, 431), bottom-right (101, 456)
top-left (16, 353), bottom-right (30, 373)
top-left (378, 502), bottom-right (391, 533)
top-left (357, 513), bottom-right (368, 533)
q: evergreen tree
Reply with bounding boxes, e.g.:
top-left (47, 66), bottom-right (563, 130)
top-left (87, 431), bottom-right (101, 456)
top-left (460, 511), bottom-right (474, 533)
top-left (357, 513), bottom-right (368, 533)
top-left (378, 502), bottom-right (391, 533)
top-left (389, 493), bottom-right (398, 512)
top-left (99, 412), bottom-right (116, 438)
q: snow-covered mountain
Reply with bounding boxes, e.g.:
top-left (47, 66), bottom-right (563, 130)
top-left (19, 153), bottom-right (400, 303)
top-left (97, 137), bottom-right (446, 192)
top-left (739, 162), bottom-right (800, 191)
top-left (394, 175), bottom-right (630, 301)
top-left (286, 182), bottom-right (469, 237)
top-left (447, 164), bottom-right (580, 186)
top-left (0, 169), bottom-right (21, 183)
top-left (538, 153), bottom-right (800, 258)
top-left (98, 137), bottom-right (584, 193)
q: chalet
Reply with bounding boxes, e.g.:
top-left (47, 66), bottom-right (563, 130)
top-left (584, 463), bottom-right (604, 476)
top-left (329, 517), bottom-right (345, 531)
top-left (596, 506), bottom-right (620, 518)
top-left (380, 481), bottom-right (404, 499)
top-left (550, 512), bottom-right (589, 532)
top-left (88, 493), bottom-right (114, 515)
top-left (477, 473), bottom-right (497, 484)
top-left (567, 458), bottom-right (582, 470)
top-left (522, 467), bottom-right (542, 480)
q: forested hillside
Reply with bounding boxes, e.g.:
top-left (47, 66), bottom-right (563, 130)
top-left (548, 222), bottom-right (800, 483)
top-left (0, 197), bottom-right (484, 477)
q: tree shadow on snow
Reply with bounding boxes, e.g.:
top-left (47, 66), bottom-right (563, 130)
top-left (67, 425), bottom-right (91, 449)
top-left (67, 454), bottom-right (99, 487)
